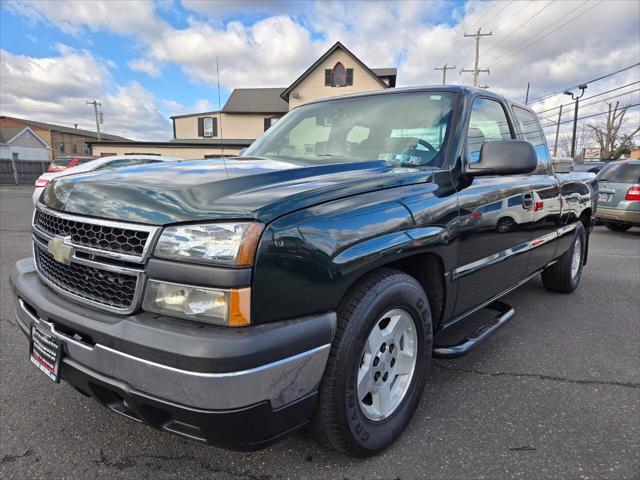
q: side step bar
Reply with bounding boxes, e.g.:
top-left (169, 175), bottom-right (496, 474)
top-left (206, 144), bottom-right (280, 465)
top-left (433, 301), bottom-right (515, 359)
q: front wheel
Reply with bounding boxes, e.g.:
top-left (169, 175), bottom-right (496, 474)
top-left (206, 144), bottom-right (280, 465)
top-left (313, 269), bottom-right (432, 457)
top-left (542, 222), bottom-right (586, 293)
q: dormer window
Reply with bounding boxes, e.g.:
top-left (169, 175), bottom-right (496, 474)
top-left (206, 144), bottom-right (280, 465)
top-left (325, 62), bottom-right (354, 87)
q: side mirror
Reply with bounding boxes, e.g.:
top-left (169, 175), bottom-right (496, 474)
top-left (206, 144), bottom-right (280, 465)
top-left (467, 140), bottom-right (537, 177)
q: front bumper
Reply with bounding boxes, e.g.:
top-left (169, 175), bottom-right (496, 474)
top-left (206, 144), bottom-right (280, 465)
top-left (596, 206), bottom-right (640, 225)
top-left (11, 258), bottom-right (336, 449)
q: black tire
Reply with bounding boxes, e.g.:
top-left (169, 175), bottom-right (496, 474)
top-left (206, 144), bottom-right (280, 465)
top-left (542, 222), bottom-right (586, 293)
top-left (497, 217), bottom-right (515, 233)
top-left (604, 222), bottom-right (631, 232)
top-left (313, 268), bottom-right (433, 457)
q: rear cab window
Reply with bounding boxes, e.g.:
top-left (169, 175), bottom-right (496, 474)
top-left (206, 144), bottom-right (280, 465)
top-left (598, 163), bottom-right (640, 183)
top-left (512, 105), bottom-right (550, 173)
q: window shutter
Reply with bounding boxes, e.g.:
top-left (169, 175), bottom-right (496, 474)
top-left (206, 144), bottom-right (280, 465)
top-left (346, 68), bottom-right (353, 86)
top-left (264, 118), bottom-right (270, 131)
top-left (197, 117), bottom-right (204, 137)
top-left (211, 117), bottom-right (218, 137)
top-left (325, 69), bottom-right (332, 86)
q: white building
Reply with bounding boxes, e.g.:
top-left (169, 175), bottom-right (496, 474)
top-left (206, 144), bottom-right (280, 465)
top-left (0, 126), bottom-right (51, 161)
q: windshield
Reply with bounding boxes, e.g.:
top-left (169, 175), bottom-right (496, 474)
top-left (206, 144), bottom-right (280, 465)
top-left (244, 92), bottom-right (455, 168)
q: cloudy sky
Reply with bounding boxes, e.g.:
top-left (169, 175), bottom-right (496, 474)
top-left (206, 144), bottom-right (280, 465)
top-left (1, 0), bottom-right (638, 144)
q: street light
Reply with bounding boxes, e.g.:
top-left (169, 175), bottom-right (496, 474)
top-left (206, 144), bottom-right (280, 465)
top-left (564, 84), bottom-right (588, 159)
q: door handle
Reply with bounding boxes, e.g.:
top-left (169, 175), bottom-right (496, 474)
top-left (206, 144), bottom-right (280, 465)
top-left (522, 192), bottom-right (534, 209)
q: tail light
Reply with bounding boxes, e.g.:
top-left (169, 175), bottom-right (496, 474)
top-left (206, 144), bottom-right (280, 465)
top-left (470, 212), bottom-right (481, 219)
top-left (534, 201), bottom-right (544, 212)
top-left (35, 179), bottom-right (49, 188)
top-left (625, 186), bottom-right (640, 201)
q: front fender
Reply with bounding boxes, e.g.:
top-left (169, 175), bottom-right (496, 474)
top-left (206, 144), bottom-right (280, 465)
top-left (251, 185), bottom-right (453, 324)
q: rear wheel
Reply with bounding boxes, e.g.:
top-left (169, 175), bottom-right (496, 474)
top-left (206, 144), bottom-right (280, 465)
top-left (542, 222), bottom-right (586, 293)
top-left (604, 222), bottom-right (631, 232)
top-left (313, 269), bottom-right (432, 457)
top-left (497, 217), bottom-right (515, 233)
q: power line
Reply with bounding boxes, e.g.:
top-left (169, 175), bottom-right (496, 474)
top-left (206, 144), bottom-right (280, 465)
top-left (528, 62), bottom-right (640, 104)
top-left (487, 0), bottom-right (605, 69)
top-left (541, 102), bottom-right (640, 127)
top-left (454, 0), bottom-right (534, 67)
top-left (449, 1), bottom-right (500, 67)
top-left (538, 88), bottom-right (640, 122)
top-left (490, 0), bottom-right (535, 33)
top-left (535, 81), bottom-right (640, 114)
top-left (483, 0), bottom-right (557, 57)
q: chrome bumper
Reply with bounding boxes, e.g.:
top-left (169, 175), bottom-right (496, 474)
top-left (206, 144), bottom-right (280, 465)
top-left (15, 297), bottom-right (330, 410)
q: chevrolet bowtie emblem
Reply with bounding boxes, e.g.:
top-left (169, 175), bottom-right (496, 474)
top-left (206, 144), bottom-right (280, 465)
top-left (47, 236), bottom-right (73, 264)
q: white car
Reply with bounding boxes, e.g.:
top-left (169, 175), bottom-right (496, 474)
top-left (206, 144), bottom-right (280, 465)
top-left (33, 155), bottom-right (182, 205)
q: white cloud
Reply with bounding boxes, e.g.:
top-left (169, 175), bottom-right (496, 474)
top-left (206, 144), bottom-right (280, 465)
top-left (148, 15), bottom-right (321, 88)
top-left (181, 0), bottom-right (311, 17)
top-left (4, 0), bottom-right (165, 37)
top-left (128, 58), bottom-right (162, 77)
top-left (0, 47), bottom-right (182, 140)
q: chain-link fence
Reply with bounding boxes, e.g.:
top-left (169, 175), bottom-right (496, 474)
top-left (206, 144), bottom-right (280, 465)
top-left (0, 158), bottom-right (49, 184)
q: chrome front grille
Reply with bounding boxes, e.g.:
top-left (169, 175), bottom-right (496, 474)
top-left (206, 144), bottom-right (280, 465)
top-left (34, 243), bottom-right (138, 310)
top-left (34, 209), bottom-right (151, 258)
top-left (32, 206), bottom-right (160, 314)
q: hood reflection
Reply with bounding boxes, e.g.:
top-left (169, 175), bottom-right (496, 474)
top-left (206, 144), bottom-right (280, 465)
top-left (42, 157), bottom-right (432, 225)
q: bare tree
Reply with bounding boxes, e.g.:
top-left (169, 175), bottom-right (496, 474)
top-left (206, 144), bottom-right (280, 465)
top-left (587, 101), bottom-right (640, 160)
top-left (558, 128), bottom-right (593, 161)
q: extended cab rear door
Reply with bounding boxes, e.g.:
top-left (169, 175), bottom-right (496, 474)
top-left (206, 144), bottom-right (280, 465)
top-left (509, 104), bottom-right (562, 272)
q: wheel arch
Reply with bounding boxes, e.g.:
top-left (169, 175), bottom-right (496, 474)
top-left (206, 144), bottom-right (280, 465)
top-left (339, 252), bottom-right (447, 331)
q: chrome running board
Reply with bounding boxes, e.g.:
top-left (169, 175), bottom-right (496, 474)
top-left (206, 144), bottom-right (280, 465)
top-left (433, 301), bottom-right (515, 359)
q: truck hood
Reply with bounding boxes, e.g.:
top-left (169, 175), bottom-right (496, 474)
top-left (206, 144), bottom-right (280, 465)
top-left (41, 157), bottom-right (434, 225)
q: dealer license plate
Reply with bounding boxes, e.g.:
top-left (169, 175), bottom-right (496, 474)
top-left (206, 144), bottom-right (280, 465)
top-left (30, 325), bottom-right (61, 382)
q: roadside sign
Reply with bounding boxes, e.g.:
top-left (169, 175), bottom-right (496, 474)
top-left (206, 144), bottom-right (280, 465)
top-left (584, 147), bottom-right (601, 161)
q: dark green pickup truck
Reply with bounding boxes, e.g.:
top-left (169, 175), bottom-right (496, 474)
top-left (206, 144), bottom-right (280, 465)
top-left (11, 86), bottom-right (596, 456)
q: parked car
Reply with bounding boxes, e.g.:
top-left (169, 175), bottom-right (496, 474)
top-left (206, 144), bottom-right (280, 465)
top-left (595, 160), bottom-right (640, 231)
top-left (47, 155), bottom-right (97, 173)
top-left (32, 155), bottom-right (183, 205)
top-left (11, 86), bottom-right (596, 457)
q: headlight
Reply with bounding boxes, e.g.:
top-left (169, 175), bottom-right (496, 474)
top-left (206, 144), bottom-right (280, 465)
top-left (143, 280), bottom-right (250, 326)
top-left (154, 222), bottom-right (263, 266)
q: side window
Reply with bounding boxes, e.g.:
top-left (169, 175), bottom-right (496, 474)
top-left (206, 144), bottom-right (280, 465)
top-left (507, 194), bottom-right (522, 207)
top-left (467, 98), bottom-right (512, 163)
top-left (513, 106), bottom-right (550, 173)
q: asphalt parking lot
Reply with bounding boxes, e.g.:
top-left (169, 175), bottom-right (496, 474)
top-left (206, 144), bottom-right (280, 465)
top-left (1, 184), bottom-right (638, 480)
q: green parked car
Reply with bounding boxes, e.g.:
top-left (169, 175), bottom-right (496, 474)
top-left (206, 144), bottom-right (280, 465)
top-left (596, 160), bottom-right (640, 231)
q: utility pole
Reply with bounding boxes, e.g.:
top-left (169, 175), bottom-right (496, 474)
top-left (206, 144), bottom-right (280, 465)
top-left (85, 100), bottom-right (102, 141)
top-left (525, 82), bottom-right (530, 104)
top-left (564, 84), bottom-right (587, 159)
top-left (461, 28), bottom-right (492, 87)
top-left (552, 104), bottom-right (563, 157)
top-left (434, 64), bottom-right (456, 85)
